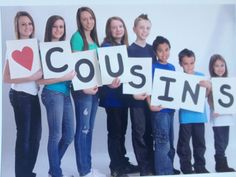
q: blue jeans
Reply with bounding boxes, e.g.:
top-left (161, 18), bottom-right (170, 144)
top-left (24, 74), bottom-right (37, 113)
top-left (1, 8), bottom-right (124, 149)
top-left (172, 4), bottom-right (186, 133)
top-left (151, 111), bottom-right (175, 175)
top-left (42, 88), bottom-right (74, 177)
top-left (72, 90), bottom-right (98, 176)
top-left (9, 89), bottom-right (42, 177)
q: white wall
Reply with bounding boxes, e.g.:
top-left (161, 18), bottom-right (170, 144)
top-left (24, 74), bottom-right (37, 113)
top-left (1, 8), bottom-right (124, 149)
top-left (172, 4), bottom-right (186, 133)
top-left (1, 3), bottom-right (236, 177)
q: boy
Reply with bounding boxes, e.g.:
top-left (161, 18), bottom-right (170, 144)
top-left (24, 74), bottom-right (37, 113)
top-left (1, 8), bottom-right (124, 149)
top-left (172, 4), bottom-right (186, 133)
top-left (127, 14), bottom-right (154, 176)
top-left (147, 36), bottom-right (179, 175)
top-left (177, 48), bottom-right (210, 174)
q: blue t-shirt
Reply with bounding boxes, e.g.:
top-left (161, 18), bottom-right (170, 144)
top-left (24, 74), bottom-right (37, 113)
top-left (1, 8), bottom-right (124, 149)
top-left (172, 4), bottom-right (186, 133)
top-left (179, 71), bottom-right (208, 124)
top-left (128, 42), bottom-right (154, 107)
top-left (152, 60), bottom-right (175, 113)
top-left (99, 42), bottom-right (129, 108)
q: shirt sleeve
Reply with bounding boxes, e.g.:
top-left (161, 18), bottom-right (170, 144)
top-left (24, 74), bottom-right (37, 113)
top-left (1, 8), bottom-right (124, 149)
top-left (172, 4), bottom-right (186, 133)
top-left (70, 32), bottom-right (84, 51)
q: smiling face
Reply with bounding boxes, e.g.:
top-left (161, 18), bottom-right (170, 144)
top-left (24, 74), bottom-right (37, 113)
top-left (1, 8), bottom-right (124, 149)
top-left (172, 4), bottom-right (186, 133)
top-left (213, 59), bottom-right (226, 77)
top-left (110, 19), bottom-right (125, 43)
top-left (18, 16), bottom-right (33, 39)
top-left (80, 10), bottom-right (95, 32)
top-left (155, 43), bottom-right (170, 64)
top-left (180, 56), bottom-right (195, 74)
top-left (133, 19), bottom-right (151, 41)
top-left (51, 19), bottom-right (65, 41)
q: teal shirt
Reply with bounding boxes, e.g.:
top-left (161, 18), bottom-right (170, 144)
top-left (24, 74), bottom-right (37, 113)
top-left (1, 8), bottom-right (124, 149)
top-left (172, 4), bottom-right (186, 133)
top-left (70, 31), bottom-right (98, 51)
top-left (45, 81), bottom-right (71, 95)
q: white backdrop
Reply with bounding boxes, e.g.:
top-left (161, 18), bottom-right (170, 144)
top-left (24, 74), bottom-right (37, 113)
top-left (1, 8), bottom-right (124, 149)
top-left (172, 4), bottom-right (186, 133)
top-left (1, 2), bottom-right (236, 177)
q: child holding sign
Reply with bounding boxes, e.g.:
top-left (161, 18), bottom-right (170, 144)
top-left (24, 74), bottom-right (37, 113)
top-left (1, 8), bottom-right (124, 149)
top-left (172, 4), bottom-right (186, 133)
top-left (208, 54), bottom-right (235, 172)
top-left (99, 16), bottom-right (139, 177)
top-left (147, 36), bottom-right (179, 175)
top-left (3, 11), bottom-right (42, 177)
top-left (127, 14), bottom-right (154, 176)
top-left (70, 7), bottom-right (105, 177)
top-left (177, 48), bottom-right (210, 174)
top-left (38, 15), bottom-right (76, 177)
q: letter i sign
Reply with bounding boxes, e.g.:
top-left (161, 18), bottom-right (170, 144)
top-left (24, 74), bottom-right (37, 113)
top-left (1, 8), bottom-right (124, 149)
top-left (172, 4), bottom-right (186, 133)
top-left (11, 46), bottom-right (34, 71)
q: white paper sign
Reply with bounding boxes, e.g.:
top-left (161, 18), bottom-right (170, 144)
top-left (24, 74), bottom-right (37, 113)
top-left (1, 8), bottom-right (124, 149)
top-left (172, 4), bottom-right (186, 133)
top-left (151, 69), bottom-right (207, 112)
top-left (123, 57), bottom-right (152, 95)
top-left (71, 49), bottom-right (102, 90)
top-left (97, 45), bottom-right (131, 85)
top-left (6, 38), bottom-right (41, 79)
top-left (180, 73), bottom-right (207, 113)
top-left (151, 69), bottom-right (182, 109)
top-left (39, 41), bottom-right (72, 79)
top-left (212, 77), bottom-right (236, 114)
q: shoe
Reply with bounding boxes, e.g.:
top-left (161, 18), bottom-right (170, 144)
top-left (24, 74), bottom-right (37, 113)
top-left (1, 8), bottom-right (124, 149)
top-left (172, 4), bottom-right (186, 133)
top-left (49, 175), bottom-right (74, 177)
top-left (82, 169), bottom-right (106, 177)
top-left (123, 162), bottom-right (139, 174)
top-left (195, 167), bottom-right (209, 174)
top-left (110, 170), bottom-right (128, 177)
top-left (140, 171), bottom-right (153, 176)
top-left (182, 170), bottom-right (195, 174)
top-left (173, 168), bottom-right (181, 175)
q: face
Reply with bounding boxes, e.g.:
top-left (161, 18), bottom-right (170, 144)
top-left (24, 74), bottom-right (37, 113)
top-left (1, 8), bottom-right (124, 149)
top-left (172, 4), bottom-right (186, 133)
top-left (80, 11), bottom-right (95, 32)
top-left (180, 56), bottom-right (195, 74)
top-left (110, 19), bottom-right (125, 43)
top-left (155, 43), bottom-right (170, 64)
top-left (18, 16), bottom-right (33, 39)
top-left (52, 19), bottom-right (65, 41)
top-left (213, 59), bottom-right (226, 77)
top-left (133, 19), bottom-right (151, 41)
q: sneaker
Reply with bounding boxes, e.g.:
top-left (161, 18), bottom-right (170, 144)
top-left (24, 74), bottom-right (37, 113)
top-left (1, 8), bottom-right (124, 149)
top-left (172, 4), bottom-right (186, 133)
top-left (49, 175), bottom-right (74, 177)
top-left (82, 169), bottom-right (106, 177)
top-left (111, 170), bottom-right (128, 177)
top-left (123, 162), bottom-right (139, 174)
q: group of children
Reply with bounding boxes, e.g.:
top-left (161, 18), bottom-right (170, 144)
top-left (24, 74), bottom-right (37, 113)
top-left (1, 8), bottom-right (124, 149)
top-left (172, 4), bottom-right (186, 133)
top-left (3, 6), bottom-right (235, 177)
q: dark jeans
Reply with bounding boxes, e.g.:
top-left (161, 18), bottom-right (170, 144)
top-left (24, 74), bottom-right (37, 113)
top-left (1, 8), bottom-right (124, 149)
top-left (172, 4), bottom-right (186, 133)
top-left (9, 89), bottom-right (42, 177)
top-left (130, 107), bottom-right (153, 174)
top-left (213, 126), bottom-right (229, 158)
top-left (177, 123), bottom-right (206, 172)
top-left (106, 107), bottom-right (130, 171)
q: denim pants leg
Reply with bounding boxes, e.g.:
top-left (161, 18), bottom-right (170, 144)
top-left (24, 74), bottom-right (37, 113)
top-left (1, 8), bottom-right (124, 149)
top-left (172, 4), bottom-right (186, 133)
top-left (9, 89), bottom-right (42, 177)
top-left (130, 107), bottom-right (153, 173)
top-left (177, 124), bottom-right (192, 172)
top-left (151, 112), bottom-right (174, 175)
top-left (192, 123), bottom-right (206, 170)
top-left (72, 91), bottom-right (98, 176)
top-left (213, 126), bottom-right (229, 158)
top-left (42, 88), bottom-right (74, 177)
top-left (106, 107), bottom-right (129, 171)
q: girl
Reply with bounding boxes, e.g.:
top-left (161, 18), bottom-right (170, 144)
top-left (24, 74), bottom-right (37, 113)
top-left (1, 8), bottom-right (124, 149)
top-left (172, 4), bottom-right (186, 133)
top-left (99, 16), bottom-right (139, 177)
top-left (70, 7), bottom-right (105, 177)
top-left (3, 11), bottom-right (42, 177)
top-left (208, 54), bottom-right (235, 172)
top-left (38, 15), bottom-right (75, 177)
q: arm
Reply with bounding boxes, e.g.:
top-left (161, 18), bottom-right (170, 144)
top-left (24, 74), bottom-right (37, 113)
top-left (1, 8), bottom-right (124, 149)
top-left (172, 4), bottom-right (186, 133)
top-left (3, 60), bottom-right (42, 84)
top-left (108, 77), bottom-right (121, 89)
top-left (37, 70), bottom-right (76, 85)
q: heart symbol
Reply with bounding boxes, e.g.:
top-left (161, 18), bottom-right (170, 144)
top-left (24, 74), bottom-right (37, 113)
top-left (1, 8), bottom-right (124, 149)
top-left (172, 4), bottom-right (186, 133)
top-left (12, 46), bottom-right (34, 71)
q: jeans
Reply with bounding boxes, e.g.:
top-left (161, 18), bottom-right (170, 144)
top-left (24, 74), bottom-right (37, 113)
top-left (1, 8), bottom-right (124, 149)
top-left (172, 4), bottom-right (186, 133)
top-left (130, 107), bottom-right (154, 174)
top-left (106, 107), bottom-right (130, 171)
top-left (72, 90), bottom-right (98, 176)
top-left (42, 88), bottom-right (74, 177)
top-left (177, 123), bottom-right (206, 172)
top-left (9, 89), bottom-right (42, 177)
top-left (213, 126), bottom-right (229, 158)
top-left (151, 111), bottom-right (175, 175)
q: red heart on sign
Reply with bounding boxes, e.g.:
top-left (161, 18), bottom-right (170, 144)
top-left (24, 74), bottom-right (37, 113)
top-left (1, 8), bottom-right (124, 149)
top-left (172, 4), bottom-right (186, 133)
top-left (12, 46), bottom-right (34, 71)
